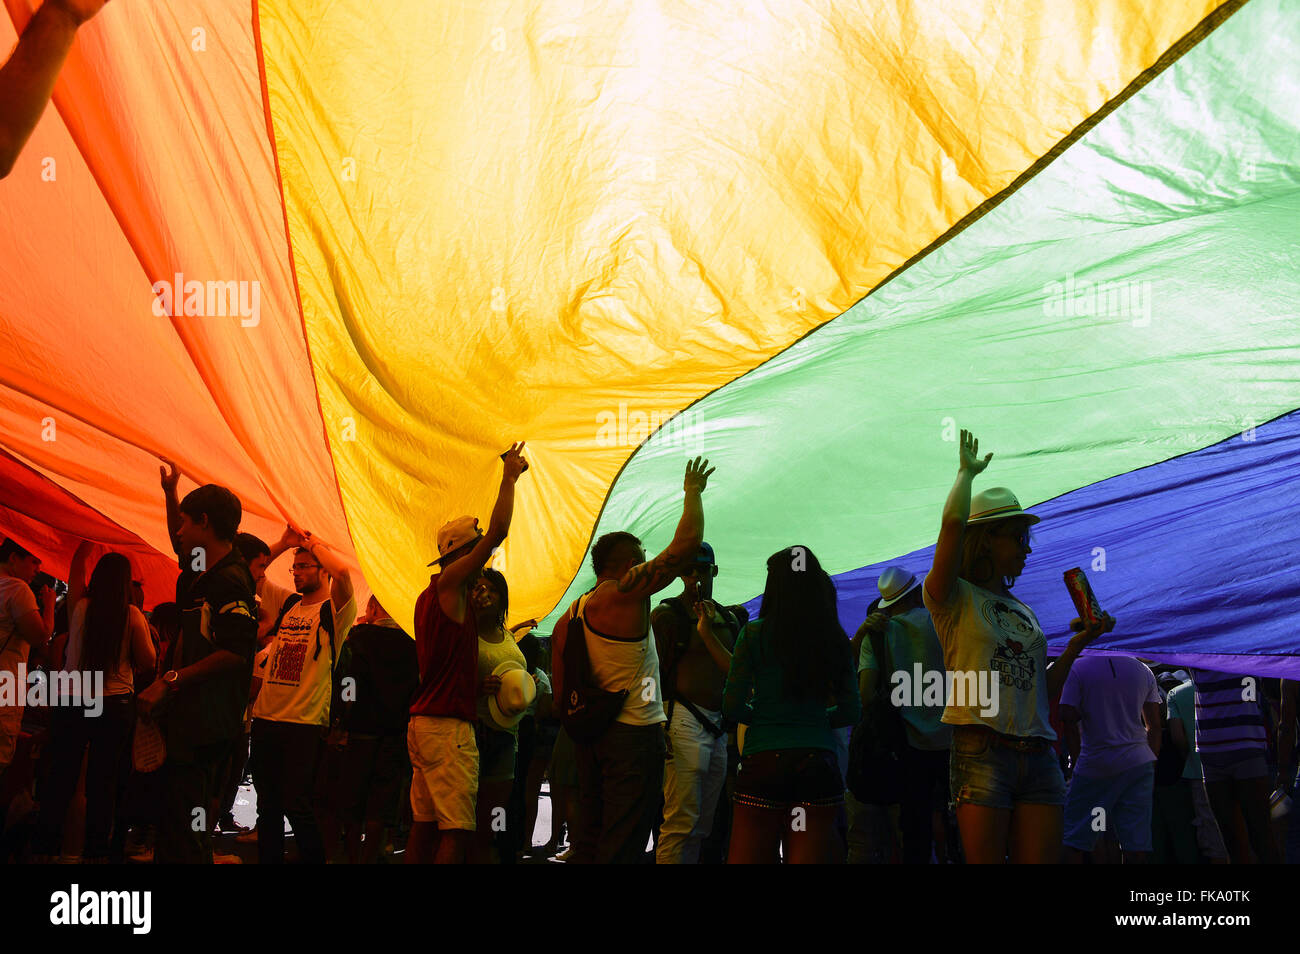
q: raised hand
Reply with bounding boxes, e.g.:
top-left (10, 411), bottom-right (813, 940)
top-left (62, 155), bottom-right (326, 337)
top-left (159, 457), bottom-right (180, 492)
top-left (958, 429), bottom-right (993, 476)
top-left (277, 524), bottom-right (304, 550)
top-left (683, 456), bottom-right (715, 494)
top-left (502, 441), bottom-right (529, 481)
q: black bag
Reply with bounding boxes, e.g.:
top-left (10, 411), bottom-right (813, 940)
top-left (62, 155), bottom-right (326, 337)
top-left (845, 623), bottom-right (907, 805)
top-left (559, 593), bottom-right (629, 744)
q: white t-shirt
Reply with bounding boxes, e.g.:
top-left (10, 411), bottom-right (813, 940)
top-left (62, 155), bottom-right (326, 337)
top-left (253, 581), bottom-right (356, 726)
top-left (65, 600), bottom-right (149, 697)
top-left (1059, 655), bottom-right (1160, 778)
top-left (923, 575), bottom-right (1055, 740)
top-left (0, 575), bottom-right (38, 677)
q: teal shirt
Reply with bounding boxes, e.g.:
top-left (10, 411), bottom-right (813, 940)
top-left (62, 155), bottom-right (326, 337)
top-left (723, 619), bottom-right (861, 756)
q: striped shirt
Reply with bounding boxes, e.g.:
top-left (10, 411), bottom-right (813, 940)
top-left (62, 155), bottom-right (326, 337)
top-left (1188, 669), bottom-right (1267, 756)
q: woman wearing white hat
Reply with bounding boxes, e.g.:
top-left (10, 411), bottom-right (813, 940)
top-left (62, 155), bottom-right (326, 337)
top-left (924, 429), bottom-right (1113, 864)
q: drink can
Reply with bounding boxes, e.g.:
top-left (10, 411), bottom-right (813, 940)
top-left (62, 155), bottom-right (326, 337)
top-left (1064, 567), bottom-right (1103, 627)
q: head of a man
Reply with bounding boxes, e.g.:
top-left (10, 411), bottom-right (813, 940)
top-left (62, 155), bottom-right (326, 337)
top-left (291, 547), bottom-right (326, 596)
top-left (591, 531), bottom-right (644, 581)
top-left (0, 538), bottom-right (40, 583)
top-left (235, 532), bottom-right (272, 585)
top-left (680, 542), bottom-right (719, 601)
top-left (176, 484), bottom-right (242, 561)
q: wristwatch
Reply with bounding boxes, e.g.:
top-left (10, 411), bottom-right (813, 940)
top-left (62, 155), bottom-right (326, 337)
top-left (162, 670), bottom-right (180, 691)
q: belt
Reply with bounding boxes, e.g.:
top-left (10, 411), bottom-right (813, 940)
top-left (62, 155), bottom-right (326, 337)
top-left (955, 724), bottom-right (1053, 754)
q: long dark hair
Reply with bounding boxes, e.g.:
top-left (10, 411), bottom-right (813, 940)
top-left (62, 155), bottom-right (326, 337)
top-left (80, 553), bottom-right (133, 675)
top-left (757, 546), bottom-right (851, 702)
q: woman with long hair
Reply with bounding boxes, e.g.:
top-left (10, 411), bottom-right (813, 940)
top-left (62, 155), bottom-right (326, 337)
top-left (723, 546), bottom-right (860, 863)
top-left (33, 550), bottom-right (154, 862)
top-left (924, 429), bottom-right (1112, 863)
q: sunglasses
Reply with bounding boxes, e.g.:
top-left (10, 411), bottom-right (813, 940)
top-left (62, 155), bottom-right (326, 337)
top-left (991, 528), bottom-right (1032, 550)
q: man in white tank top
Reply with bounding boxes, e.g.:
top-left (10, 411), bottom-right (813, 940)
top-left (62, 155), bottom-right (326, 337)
top-left (552, 457), bottom-right (715, 864)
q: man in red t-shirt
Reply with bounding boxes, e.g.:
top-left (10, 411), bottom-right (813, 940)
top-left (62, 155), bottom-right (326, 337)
top-left (406, 443), bottom-right (528, 864)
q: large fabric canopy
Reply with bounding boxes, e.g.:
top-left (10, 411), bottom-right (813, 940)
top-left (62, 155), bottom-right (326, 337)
top-left (2, 0), bottom-right (1296, 674)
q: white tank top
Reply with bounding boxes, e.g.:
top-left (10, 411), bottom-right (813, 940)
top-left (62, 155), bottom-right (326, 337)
top-left (578, 589), bottom-right (665, 726)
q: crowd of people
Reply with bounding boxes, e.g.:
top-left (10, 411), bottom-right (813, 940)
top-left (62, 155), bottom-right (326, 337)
top-left (0, 432), bottom-right (1295, 864)
top-left (0, 1), bottom-right (1295, 866)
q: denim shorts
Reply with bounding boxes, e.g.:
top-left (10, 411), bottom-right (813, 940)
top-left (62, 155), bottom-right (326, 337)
top-left (734, 748), bottom-right (844, 810)
top-left (948, 726), bottom-right (1066, 810)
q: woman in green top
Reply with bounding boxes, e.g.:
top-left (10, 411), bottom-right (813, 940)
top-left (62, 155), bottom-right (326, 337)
top-left (723, 546), bottom-right (860, 863)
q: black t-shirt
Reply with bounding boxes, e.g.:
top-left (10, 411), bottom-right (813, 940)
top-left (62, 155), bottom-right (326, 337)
top-left (343, 620), bottom-right (419, 736)
top-left (164, 547), bottom-right (257, 758)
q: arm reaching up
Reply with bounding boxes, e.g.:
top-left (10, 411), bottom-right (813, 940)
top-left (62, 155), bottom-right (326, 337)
top-left (613, 457), bottom-right (713, 601)
top-left (926, 430), bottom-right (990, 607)
top-left (0, 0), bottom-right (113, 178)
top-left (159, 457), bottom-right (182, 555)
top-left (437, 443), bottom-right (529, 616)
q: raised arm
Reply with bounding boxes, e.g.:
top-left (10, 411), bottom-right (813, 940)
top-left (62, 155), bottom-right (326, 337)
top-left (613, 457), bottom-right (713, 601)
top-left (438, 443), bottom-right (528, 599)
top-left (0, 0), bottom-right (112, 179)
top-left (159, 458), bottom-right (183, 556)
top-left (299, 530), bottom-right (353, 610)
top-left (926, 430), bottom-right (990, 607)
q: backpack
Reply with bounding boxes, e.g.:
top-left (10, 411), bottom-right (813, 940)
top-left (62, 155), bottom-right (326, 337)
top-left (845, 622), bottom-right (907, 804)
top-left (657, 597), bottom-right (747, 738)
top-left (559, 591), bottom-right (632, 744)
top-left (265, 593), bottom-right (346, 726)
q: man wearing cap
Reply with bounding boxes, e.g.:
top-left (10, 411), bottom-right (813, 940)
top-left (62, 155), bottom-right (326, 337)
top-left (406, 442), bottom-right (529, 864)
top-left (857, 566), bottom-right (952, 864)
top-left (0, 538), bottom-right (54, 775)
top-left (553, 456), bottom-right (714, 865)
top-left (651, 542), bottom-right (746, 864)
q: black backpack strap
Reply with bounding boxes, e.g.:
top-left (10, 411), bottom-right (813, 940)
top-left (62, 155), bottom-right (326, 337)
top-left (312, 598), bottom-right (335, 663)
top-left (269, 592), bottom-right (303, 641)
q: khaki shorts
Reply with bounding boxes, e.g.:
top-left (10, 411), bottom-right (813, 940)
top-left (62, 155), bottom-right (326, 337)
top-left (408, 716), bottom-right (478, 830)
top-left (0, 702), bottom-right (24, 771)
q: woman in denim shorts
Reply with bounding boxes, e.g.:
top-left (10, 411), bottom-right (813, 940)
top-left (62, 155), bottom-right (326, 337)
top-left (922, 430), bottom-right (1113, 863)
top-left (723, 546), bottom-right (861, 863)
